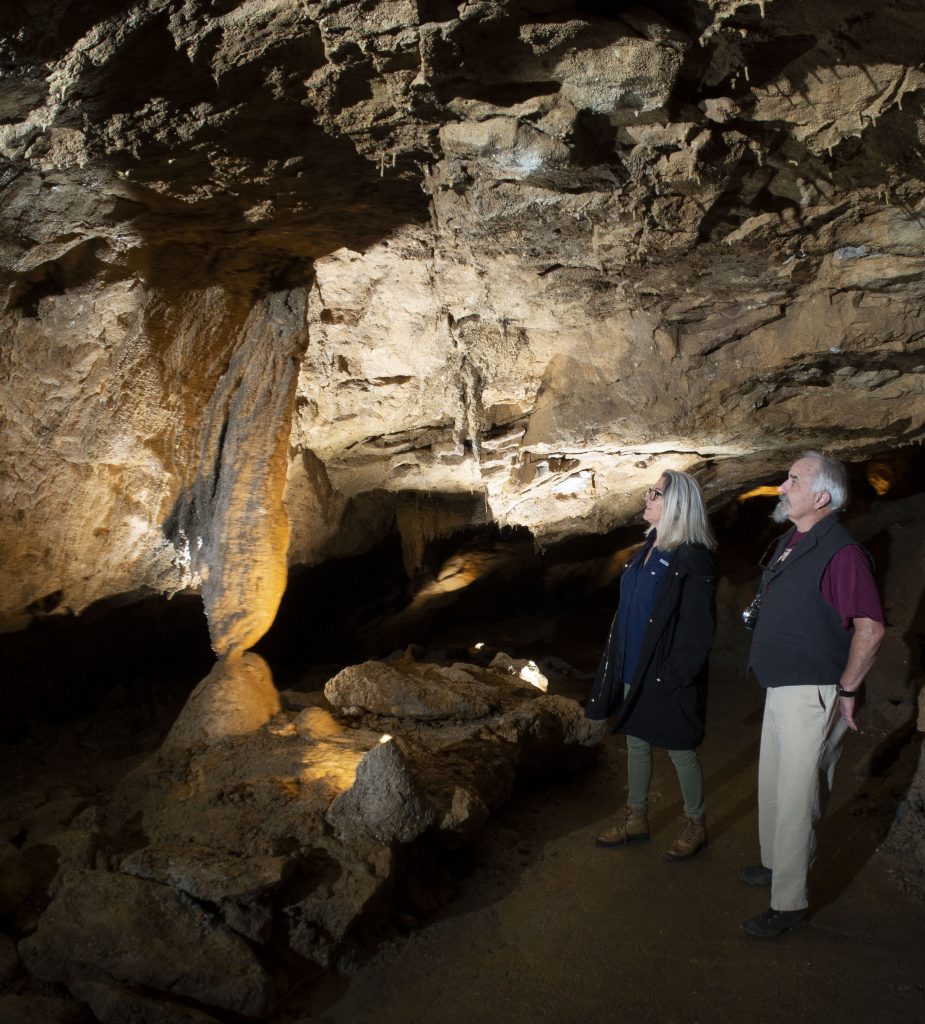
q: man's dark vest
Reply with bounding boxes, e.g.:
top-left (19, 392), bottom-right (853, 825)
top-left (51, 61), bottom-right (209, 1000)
top-left (748, 514), bottom-right (861, 688)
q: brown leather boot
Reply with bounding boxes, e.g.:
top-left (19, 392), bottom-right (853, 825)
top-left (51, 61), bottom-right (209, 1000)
top-left (666, 815), bottom-right (707, 860)
top-left (595, 803), bottom-right (649, 847)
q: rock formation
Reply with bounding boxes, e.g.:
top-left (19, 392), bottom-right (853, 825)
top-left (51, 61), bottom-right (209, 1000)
top-left (2, 0), bottom-right (925, 1017)
top-left (6, 652), bottom-right (596, 1020)
top-left (2, 0), bottom-right (924, 635)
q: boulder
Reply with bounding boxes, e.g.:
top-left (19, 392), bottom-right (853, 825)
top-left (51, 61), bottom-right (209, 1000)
top-left (326, 739), bottom-right (434, 844)
top-left (120, 843), bottom-right (291, 905)
top-left (488, 652), bottom-right (549, 692)
top-left (284, 853), bottom-right (392, 966)
top-left (19, 869), bottom-right (272, 1019)
top-left (325, 660), bottom-right (495, 720)
top-left (70, 981), bottom-right (222, 1024)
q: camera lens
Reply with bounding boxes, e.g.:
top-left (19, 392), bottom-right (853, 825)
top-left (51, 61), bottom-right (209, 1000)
top-left (742, 595), bottom-right (761, 630)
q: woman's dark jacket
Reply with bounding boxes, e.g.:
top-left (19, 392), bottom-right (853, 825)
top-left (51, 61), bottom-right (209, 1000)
top-left (586, 540), bottom-right (717, 750)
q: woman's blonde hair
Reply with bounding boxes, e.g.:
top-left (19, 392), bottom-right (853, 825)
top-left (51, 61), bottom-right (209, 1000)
top-left (647, 469), bottom-right (716, 551)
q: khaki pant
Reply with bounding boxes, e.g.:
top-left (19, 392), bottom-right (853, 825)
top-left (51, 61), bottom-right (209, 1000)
top-left (758, 684), bottom-right (848, 912)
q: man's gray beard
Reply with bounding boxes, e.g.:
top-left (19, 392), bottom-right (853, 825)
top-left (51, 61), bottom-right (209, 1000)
top-left (772, 500), bottom-right (789, 524)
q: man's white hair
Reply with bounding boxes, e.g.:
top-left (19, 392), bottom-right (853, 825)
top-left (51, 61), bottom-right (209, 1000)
top-left (801, 450), bottom-right (849, 511)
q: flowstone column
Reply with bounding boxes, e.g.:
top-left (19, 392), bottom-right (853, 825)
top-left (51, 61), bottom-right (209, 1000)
top-left (166, 286), bottom-right (310, 743)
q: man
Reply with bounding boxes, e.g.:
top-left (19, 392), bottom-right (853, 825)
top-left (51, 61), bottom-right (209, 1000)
top-left (742, 451), bottom-right (884, 938)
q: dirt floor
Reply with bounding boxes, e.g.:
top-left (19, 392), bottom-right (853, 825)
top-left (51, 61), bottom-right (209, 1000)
top-left (300, 647), bottom-right (925, 1024)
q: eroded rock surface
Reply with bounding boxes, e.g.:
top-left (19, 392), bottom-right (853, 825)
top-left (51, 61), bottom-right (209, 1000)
top-left (162, 651), bottom-right (281, 750)
top-left (2, 0), bottom-right (925, 1008)
top-left (2, 0), bottom-right (925, 632)
top-left (19, 868), bottom-right (272, 1018)
top-left (6, 653), bottom-right (593, 1017)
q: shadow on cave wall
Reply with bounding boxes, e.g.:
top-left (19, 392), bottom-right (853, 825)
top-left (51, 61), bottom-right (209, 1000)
top-left (4, 0), bottom-right (432, 304)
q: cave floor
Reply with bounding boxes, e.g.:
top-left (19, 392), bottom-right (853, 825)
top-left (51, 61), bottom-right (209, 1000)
top-left (302, 646), bottom-right (925, 1024)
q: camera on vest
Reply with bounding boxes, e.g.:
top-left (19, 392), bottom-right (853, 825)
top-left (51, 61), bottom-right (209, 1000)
top-left (742, 592), bottom-right (762, 630)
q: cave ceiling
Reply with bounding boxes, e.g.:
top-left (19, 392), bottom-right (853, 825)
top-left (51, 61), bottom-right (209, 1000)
top-left (1, 0), bottom-right (924, 642)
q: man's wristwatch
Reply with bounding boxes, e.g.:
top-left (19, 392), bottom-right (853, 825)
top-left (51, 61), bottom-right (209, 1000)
top-left (836, 685), bottom-right (857, 698)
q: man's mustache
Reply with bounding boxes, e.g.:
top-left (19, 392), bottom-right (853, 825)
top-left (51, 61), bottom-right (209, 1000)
top-left (772, 495), bottom-right (790, 523)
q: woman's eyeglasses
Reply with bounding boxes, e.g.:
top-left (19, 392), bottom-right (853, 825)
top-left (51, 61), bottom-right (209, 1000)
top-left (644, 487), bottom-right (664, 501)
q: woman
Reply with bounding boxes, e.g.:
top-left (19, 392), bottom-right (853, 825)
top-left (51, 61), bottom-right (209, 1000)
top-left (587, 470), bottom-right (717, 859)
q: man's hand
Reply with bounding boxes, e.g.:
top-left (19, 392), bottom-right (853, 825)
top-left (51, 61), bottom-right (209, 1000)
top-left (838, 617), bottom-right (886, 732)
top-left (839, 694), bottom-right (859, 732)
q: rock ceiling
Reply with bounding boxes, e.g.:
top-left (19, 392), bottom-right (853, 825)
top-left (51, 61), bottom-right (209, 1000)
top-left (2, 0), bottom-right (924, 646)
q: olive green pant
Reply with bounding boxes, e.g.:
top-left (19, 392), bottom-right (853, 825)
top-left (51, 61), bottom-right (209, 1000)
top-left (625, 734), bottom-right (705, 819)
top-left (623, 686), bottom-right (704, 818)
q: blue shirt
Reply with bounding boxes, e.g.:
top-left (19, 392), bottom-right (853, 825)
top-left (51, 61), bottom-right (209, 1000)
top-left (618, 532), bottom-right (673, 685)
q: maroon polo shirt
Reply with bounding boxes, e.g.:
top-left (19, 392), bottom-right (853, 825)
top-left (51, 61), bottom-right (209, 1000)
top-left (788, 531), bottom-right (883, 631)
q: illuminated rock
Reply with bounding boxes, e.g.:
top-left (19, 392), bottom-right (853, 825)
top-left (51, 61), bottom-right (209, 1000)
top-left (1, 0), bottom-right (925, 982)
top-left (326, 738), bottom-right (434, 844)
top-left (162, 652), bottom-right (281, 750)
top-left (324, 659), bottom-right (498, 721)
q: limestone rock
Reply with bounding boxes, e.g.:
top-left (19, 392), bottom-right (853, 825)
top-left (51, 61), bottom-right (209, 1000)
top-left (438, 786), bottom-right (490, 836)
top-left (489, 652), bottom-right (549, 692)
top-left (119, 844), bottom-right (291, 906)
top-left (3, 0), bottom-right (925, 632)
top-left (162, 652), bottom-right (280, 751)
top-left (0, 994), bottom-right (86, 1024)
top-left (1, 0), bottom-right (925, 968)
top-left (19, 869), bottom-right (272, 1019)
top-left (4, 647), bottom-right (595, 981)
top-left (481, 694), bottom-right (583, 749)
top-left (324, 660), bottom-right (496, 720)
top-left (882, 743), bottom-right (925, 894)
top-left (284, 853), bottom-right (392, 965)
top-left (580, 716), bottom-right (611, 748)
top-left (166, 288), bottom-right (311, 657)
top-left (70, 980), bottom-right (222, 1024)
top-left (325, 739), bottom-right (434, 843)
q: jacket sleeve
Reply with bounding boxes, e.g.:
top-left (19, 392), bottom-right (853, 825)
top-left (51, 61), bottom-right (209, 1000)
top-left (661, 559), bottom-right (717, 691)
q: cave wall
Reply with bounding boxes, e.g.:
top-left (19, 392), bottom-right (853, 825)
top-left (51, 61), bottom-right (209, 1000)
top-left (2, 0), bottom-right (925, 641)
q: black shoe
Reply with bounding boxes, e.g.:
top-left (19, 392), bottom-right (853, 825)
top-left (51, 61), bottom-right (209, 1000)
top-left (742, 908), bottom-right (808, 939)
top-left (739, 864), bottom-right (773, 887)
